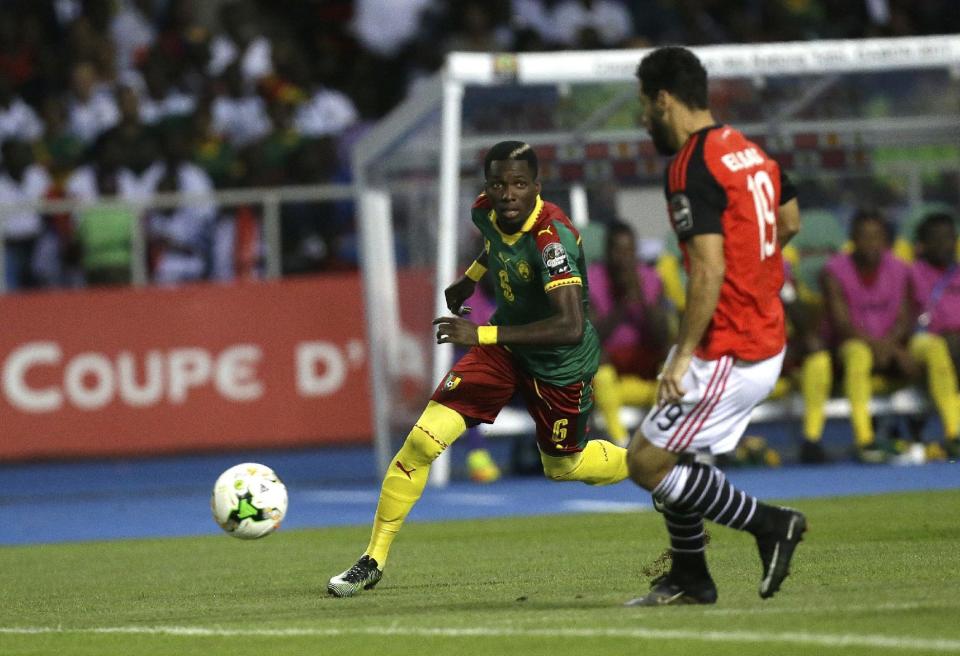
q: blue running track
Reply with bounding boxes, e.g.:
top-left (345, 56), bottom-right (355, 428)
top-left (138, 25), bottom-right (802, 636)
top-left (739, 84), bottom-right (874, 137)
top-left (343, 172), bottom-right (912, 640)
top-left (2, 446), bottom-right (957, 546)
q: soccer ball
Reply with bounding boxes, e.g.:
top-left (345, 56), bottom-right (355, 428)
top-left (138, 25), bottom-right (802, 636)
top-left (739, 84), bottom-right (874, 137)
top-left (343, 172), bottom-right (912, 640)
top-left (211, 463), bottom-right (288, 539)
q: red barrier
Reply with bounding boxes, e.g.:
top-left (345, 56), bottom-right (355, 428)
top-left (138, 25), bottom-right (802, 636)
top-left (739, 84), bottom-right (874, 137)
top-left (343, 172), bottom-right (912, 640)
top-left (0, 275), bottom-right (371, 460)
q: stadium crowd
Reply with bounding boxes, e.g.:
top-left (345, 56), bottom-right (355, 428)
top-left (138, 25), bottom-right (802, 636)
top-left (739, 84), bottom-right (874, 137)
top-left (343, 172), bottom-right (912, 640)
top-left (0, 0), bottom-right (958, 289)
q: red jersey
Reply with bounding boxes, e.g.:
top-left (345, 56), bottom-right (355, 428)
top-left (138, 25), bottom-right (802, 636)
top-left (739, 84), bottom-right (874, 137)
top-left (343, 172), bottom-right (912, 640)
top-left (665, 125), bottom-right (796, 361)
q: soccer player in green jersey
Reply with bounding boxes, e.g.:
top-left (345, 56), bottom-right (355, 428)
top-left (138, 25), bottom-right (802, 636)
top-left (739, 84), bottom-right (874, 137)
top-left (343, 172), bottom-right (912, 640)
top-left (328, 141), bottom-right (630, 597)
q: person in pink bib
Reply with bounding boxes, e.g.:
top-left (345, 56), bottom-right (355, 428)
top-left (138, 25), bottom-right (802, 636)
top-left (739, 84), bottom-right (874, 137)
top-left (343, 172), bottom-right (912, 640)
top-left (908, 211), bottom-right (960, 459)
top-left (822, 209), bottom-right (959, 462)
top-left (589, 222), bottom-right (671, 447)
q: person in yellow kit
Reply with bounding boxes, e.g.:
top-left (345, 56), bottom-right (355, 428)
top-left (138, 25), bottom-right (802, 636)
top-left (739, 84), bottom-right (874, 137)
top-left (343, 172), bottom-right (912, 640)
top-left (821, 209), bottom-right (959, 462)
top-left (589, 222), bottom-right (671, 447)
top-left (777, 254), bottom-right (834, 463)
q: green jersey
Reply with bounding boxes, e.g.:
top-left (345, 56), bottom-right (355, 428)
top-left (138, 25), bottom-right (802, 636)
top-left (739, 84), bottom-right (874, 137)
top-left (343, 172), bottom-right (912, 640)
top-left (470, 193), bottom-right (601, 386)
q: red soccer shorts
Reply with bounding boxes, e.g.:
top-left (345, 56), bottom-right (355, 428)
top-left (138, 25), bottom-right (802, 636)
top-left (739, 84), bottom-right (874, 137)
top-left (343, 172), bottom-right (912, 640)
top-left (430, 345), bottom-right (593, 453)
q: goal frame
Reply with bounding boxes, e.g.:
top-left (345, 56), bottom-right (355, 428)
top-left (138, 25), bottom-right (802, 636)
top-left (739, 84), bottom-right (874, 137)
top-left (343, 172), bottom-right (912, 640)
top-left (352, 35), bottom-right (960, 484)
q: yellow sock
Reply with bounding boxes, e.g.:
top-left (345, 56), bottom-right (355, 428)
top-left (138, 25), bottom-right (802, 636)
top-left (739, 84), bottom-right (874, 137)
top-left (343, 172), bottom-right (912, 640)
top-left (840, 339), bottom-right (874, 447)
top-left (539, 439), bottom-right (628, 486)
top-left (801, 350), bottom-right (832, 442)
top-left (364, 401), bottom-right (466, 567)
top-left (593, 364), bottom-right (628, 446)
top-left (910, 333), bottom-right (960, 439)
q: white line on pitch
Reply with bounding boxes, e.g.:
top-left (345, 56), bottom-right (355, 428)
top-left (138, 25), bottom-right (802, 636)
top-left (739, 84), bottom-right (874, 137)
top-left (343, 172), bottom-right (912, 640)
top-left (1, 625), bottom-right (958, 651)
top-left (696, 601), bottom-right (946, 616)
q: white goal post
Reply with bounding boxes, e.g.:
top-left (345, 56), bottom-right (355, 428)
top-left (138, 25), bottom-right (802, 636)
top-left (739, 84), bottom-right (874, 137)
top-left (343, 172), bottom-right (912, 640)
top-left (352, 35), bottom-right (960, 485)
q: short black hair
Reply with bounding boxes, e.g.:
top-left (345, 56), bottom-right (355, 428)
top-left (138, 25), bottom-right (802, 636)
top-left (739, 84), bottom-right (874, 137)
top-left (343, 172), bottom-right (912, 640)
top-left (849, 208), bottom-right (894, 243)
top-left (483, 140), bottom-right (538, 179)
top-left (915, 211), bottom-right (957, 243)
top-left (636, 46), bottom-right (708, 110)
top-left (605, 221), bottom-right (635, 248)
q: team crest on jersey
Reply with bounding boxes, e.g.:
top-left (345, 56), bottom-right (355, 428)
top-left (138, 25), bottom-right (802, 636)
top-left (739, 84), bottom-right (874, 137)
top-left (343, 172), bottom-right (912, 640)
top-left (541, 242), bottom-right (570, 276)
top-left (442, 373), bottom-right (461, 392)
top-left (668, 193), bottom-right (694, 234)
top-left (517, 260), bottom-right (532, 281)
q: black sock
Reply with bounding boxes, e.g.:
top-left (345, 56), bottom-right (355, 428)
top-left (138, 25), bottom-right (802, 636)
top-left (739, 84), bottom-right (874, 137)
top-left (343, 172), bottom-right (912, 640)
top-left (656, 461), bottom-right (776, 535)
top-left (656, 500), bottom-right (710, 581)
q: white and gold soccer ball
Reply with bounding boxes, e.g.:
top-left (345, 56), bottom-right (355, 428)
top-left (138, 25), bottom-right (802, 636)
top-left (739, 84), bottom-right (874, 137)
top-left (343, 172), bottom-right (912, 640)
top-left (211, 463), bottom-right (288, 539)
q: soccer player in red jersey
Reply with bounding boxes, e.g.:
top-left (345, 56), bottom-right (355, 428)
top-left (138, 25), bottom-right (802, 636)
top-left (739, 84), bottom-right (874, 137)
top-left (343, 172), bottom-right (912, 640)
top-left (624, 46), bottom-right (807, 606)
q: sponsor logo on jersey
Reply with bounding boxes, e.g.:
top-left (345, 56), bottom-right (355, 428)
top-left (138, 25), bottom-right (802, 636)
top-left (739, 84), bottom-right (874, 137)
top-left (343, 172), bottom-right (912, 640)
top-left (537, 226), bottom-right (554, 237)
top-left (541, 242), bottom-right (570, 276)
top-left (668, 193), bottom-right (694, 234)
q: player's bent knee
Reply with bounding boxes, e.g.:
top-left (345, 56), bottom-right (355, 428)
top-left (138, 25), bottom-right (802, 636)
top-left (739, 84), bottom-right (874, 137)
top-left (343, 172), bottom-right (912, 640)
top-left (403, 426), bottom-right (446, 464)
top-left (403, 401), bottom-right (467, 464)
top-left (627, 433), bottom-right (675, 491)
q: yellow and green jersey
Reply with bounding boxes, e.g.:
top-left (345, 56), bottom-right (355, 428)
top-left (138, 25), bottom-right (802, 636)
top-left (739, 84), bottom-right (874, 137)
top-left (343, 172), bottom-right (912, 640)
top-left (470, 193), bottom-right (601, 386)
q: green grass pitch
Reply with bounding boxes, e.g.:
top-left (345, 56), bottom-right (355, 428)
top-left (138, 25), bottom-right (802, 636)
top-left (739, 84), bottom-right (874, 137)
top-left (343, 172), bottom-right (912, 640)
top-left (2, 489), bottom-right (959, 656)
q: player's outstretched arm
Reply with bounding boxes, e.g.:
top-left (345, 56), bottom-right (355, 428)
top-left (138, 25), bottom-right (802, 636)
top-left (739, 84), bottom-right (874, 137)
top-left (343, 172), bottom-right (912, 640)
top-left (777, 198), bottom-right (801, 247)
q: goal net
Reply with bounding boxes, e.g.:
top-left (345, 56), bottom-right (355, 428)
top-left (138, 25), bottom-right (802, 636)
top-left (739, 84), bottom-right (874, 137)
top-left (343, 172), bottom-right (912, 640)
top-left (352, 35), bottom-right (960, 483)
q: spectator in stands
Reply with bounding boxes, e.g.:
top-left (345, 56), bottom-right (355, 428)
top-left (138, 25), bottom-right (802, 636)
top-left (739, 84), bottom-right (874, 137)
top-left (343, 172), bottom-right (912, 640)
top-left (0, 140), bottom-right (52, 290)
top-left (909, 211), bottom-right (960, 459)
top-left (821, 209), bottom-right (959, 462)
top-left (37, 96), bottom-right (84, 181)
top-left (191, 102), bottom-right (242, 189)
top-left (443, 1), bottom-right (513, 53)
top-left (550, 0), bottom-right (635, 48)
top-left (110, 91), bottom-right (164, 202)
top-left (512, 0), bottom-right (562, 46)
top-left (0, 9), bottom-right (49, 108)
top-left (207, 0), bottom-right (273, 84)
top-left (110, 0), bottom-right (157, 74)
top-left (147, 122), bottom-right (217, 285)
top-left (267, 43), bottom-right (359, 141)
top-left (293, 80), bottom-right (358, 141)
top-left (778, 253), bottom-right (833, 464)
top-left (280, 137), bottom-right (357, 274)
top-left (211, 62), bottom-right (271, 147)
top-left (0, 72), bottom-right (43, 149)
top-left (137, 53), bottom-right (196, 126)
top-left (66, 136), bottom-right (135, 286)
top-left (589, 221), bottom-right (670, 447)
top-left (253, 98), bottom-right (303, 186)
top-left (66, 60), bottom-right (120, 144)
top-left (351, 0), bottom-right (434, 59)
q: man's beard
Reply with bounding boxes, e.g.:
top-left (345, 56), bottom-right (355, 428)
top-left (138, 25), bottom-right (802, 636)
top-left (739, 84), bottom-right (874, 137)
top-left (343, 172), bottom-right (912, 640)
top-left (648, 115), bottom-right (676, 156)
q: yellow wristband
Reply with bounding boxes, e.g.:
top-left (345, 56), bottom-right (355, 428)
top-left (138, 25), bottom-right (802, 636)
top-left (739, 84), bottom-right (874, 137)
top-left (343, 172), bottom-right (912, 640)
top-left (477, 325), bottom-right (498, 345)
top-left (465, 260), bottom-right (487, 282)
